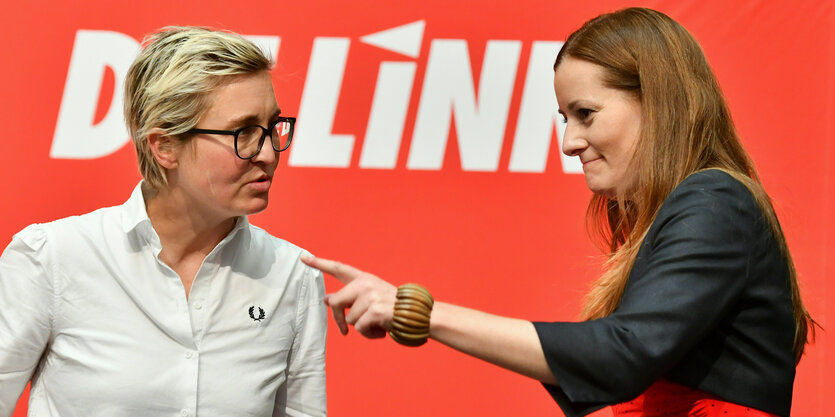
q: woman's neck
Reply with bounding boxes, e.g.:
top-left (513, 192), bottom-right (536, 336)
top-left (144, 185), bottom-right (237, 264)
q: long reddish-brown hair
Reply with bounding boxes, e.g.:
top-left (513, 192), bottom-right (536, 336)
top-left (556, 7), bottom-right (814, 363)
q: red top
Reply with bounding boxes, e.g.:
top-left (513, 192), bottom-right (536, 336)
top-left (611, 379), bottom-right (780, 417)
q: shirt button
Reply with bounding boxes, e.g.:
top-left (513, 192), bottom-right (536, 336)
top-left (184, 351), bottom-right (193, 359)
top-left (180, 409), bottom-right (189, 417)
top-left (194, 303), bottom-right (203, 310)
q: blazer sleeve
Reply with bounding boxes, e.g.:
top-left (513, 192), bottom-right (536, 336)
top-left (0, 225), bottom-right (54, 417)
top-left (533, 172), bottom-right (765, 416)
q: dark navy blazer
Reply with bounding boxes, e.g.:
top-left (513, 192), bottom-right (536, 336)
top-left (534, 170), bottom-right (796, 417)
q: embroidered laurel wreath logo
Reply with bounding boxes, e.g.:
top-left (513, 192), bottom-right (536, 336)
top-left (248, 306), bottom-right (266, 322)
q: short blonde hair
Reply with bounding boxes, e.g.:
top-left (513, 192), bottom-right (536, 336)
top-left (124, 26), bottom-right (272, 190)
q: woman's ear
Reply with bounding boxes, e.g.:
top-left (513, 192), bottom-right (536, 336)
top-left (147, 128), bottom-right (179, 169)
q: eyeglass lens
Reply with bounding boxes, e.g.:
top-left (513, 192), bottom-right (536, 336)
top-left (236, 121), bottom-right (292, 158)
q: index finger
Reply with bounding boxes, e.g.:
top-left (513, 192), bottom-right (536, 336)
top-left (301, 254), bottom-right (362, 284)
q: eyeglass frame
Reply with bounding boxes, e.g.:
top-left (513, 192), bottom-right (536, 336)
top-left (186, 116), bottom-right (296, 160)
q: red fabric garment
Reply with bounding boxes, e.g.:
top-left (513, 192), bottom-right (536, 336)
top-left (611, 379), bottom-right (780, 417)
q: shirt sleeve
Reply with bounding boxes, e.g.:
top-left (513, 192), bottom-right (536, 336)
top-left (276, 256), bottom-right (327, 417)
top-left (533, 172), bottom-right (762, 416)
top-left (0, 225), bottom-right (54, 417)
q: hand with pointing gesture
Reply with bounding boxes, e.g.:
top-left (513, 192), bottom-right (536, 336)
top-left (301, 254), bottom-right (398, 339)
top-left (301, 254), bottom-right (557, 383)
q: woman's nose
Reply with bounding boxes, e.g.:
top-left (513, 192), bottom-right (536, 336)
top-left (251, 135), bottom-right (278, 164)
top-left (561, 124), bottom-right (587, 157)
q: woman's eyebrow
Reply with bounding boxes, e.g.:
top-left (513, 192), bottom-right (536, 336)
top-left (224, 108), bottom-right (282, 128)
top-left (565, 100), bottom-right (582, 111)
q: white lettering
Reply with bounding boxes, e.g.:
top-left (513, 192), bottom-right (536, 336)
top-left (288, 37), bottom-right (354, 167)
top-left (51, 30), bottom-right (139, 159)
top-left (408, 40), bottom-right (522, 171)
top-left (50, 27), bottom-right (574, 175)
top-left (509, 41), bottom-right (580, 174)
top-left (359, 62), bottom-right (417, 169)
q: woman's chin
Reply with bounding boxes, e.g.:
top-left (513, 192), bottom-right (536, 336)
top-left (585, 181), bottom-right (615, 199)
top-left (237, 197), bottom-right (270, 216)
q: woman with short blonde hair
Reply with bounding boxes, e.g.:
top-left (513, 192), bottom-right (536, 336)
top-left (124, 26), bottom-right (273, 190)
top-left (0, 26), bottom-right (325, 417)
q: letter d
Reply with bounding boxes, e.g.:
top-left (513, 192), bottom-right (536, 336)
top-left (51, 30), bottom-right (139, 159)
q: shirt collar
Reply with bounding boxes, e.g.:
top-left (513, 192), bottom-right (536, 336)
top-left (120, 181), bottom-right (251, 241)
top-left (121, 181), bottom-right (153, 235)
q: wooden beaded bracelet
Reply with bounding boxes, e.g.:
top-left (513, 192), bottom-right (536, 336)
top-left (389, 283), bottom-right (434, 347)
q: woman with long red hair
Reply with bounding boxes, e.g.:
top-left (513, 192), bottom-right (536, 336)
top-left (303, 7), bottom-right (814, 417)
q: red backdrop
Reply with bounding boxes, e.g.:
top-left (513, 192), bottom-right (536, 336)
top-left (2, 0), bottom-right (832, 415)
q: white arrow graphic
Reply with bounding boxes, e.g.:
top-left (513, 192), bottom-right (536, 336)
top-left (360, 20), bottom-right (425, 58)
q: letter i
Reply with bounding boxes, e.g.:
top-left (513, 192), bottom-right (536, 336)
top-left (358, 21), bottom-right (425, 169)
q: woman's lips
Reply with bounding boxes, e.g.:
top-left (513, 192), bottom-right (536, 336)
top-left (582, 157), bottom-right (602, 167)
top-left (247, 177), bottom-right (272, 192)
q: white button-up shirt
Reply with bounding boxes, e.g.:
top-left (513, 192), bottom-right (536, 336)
top-left (0, 183), bottom-right (327, 417)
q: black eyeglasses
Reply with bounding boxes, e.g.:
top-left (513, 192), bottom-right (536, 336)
top-left (187, 116), bottom-right (296, 160)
